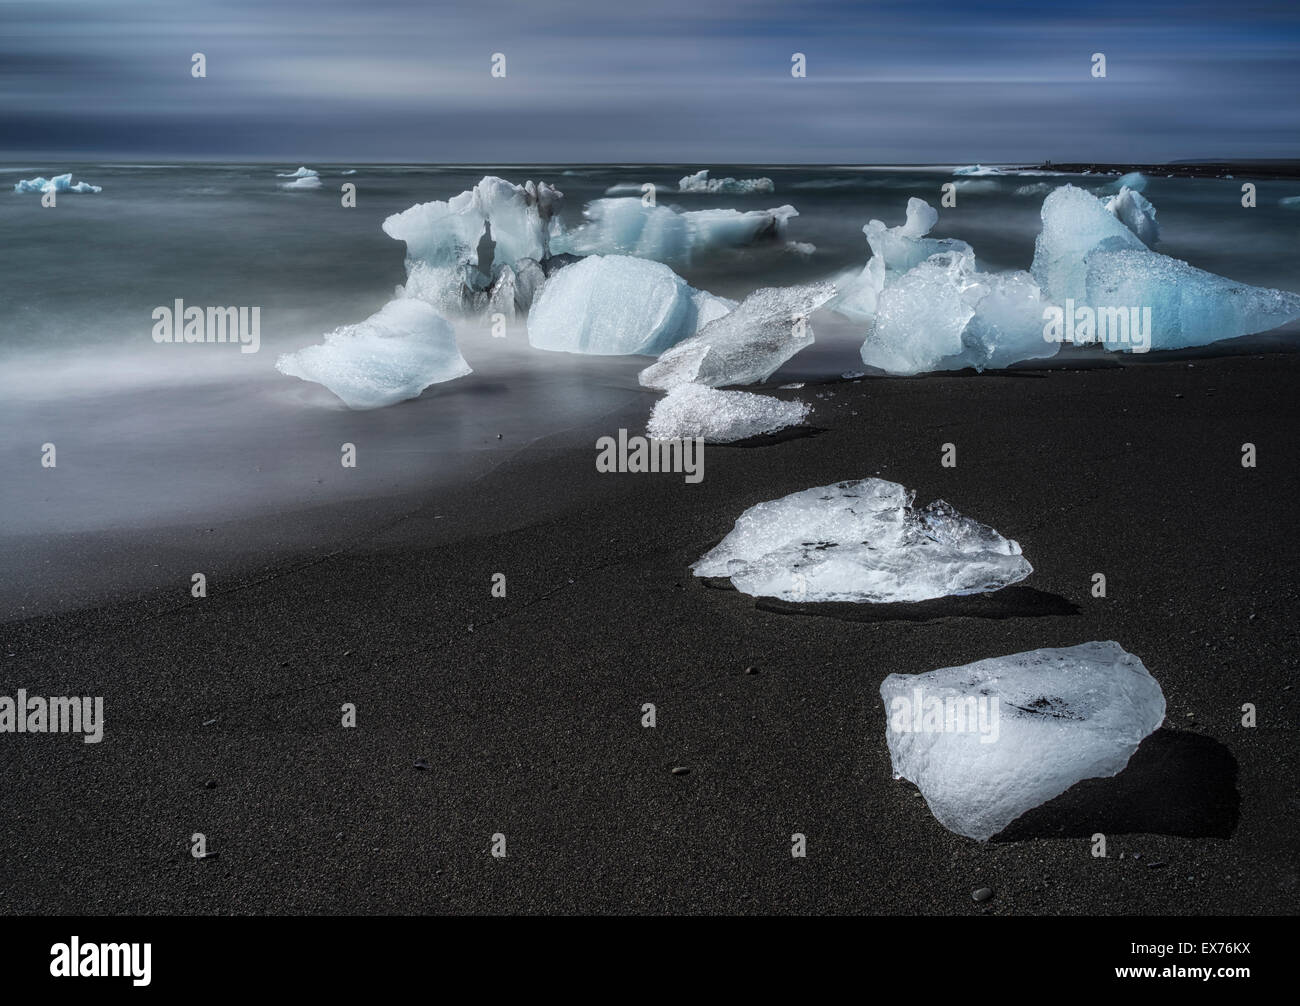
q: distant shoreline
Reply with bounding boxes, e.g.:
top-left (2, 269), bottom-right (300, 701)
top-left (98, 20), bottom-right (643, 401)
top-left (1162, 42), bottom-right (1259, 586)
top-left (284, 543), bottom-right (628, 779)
top-left (1033, 161), bottom-right (1300, 180)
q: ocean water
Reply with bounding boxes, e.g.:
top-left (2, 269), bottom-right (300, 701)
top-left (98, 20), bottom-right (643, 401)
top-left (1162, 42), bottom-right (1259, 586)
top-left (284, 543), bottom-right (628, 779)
top-left (3, 163), bottom-right (1299, 614)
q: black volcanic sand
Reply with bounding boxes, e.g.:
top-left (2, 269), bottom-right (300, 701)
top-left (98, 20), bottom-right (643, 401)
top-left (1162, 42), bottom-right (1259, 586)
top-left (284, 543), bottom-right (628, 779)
top-left (2, 353), bottom-right (1298, 915)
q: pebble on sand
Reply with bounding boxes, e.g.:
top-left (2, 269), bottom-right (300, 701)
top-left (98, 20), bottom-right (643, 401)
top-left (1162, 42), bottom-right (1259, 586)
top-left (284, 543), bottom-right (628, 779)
top-left (972, 887), bottom-right (993, 903)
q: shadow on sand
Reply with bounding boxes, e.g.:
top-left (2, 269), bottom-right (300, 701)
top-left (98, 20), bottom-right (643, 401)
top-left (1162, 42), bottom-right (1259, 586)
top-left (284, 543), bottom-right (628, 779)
top-left (732, 584), bottom-right (1079, 622)
top-left (993, 728), bottom-right (1240, 841)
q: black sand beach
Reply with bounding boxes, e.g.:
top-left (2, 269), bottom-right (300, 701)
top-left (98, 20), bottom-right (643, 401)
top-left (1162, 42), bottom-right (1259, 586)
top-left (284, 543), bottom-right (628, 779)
top-left (2, 352), bottom-right (1297, 915)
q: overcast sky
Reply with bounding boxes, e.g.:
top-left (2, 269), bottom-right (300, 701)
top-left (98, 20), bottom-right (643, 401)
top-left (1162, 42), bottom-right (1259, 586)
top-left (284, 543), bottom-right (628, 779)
top-left (3, 0), bottom-right (1298, 162)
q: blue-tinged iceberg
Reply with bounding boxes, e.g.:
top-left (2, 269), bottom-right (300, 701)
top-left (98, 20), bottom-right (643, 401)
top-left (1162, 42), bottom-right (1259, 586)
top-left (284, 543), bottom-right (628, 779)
top-left (677, 169), bottom-right (775, 194)
top-left (865, 249), bottom-right (1055, 375)
top-left (1033, 185), bottom-right (1300, 351)
top-left (552, 197), bottom-right (797, 265)
top-left (1104, 186), bottom-right (1159, 247)
top-left (527, 254), bottom-right (733, 356)
top-left (383, 176), bottom-right (564, 316)
top-left (280, 175), bottom-right (322, 190)
top-left (830, 197), bottom-right (1056, 375)
top-left (14, 173), bottom-right (101, 194)
top-left (275, 299), bottom-right (471, 409)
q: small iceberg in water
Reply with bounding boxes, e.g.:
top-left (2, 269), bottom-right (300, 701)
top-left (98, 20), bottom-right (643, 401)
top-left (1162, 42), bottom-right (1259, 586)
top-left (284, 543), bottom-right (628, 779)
top-left (14, 173), bottom-right (102, 194)
top-left (275, 299), bottom-right (471, 409)
top-left (677, 169), bottom-right (775, 194)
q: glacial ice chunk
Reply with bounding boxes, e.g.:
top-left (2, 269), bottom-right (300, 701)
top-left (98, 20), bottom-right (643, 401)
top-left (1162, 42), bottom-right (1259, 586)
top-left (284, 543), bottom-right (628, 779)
top-left (1105, 186), bottom-right (1159, 246)
top-left (639, 281), bottom-right (835, 389)
top-left (1030, 184), bottom-right (1145, 303)
top-left (678, 169), bottom-right (776, 194)
top-left (553, 197), bottom-right (797, 265)
top-left (881, 641), bottom-right (1166, 840)
top-left (862, 249), bottom-right (1056, 375)
top-left (963, 269), bottom-right (1058, 370)
top-left (276, 167), bottom-right (319, 178)
top-left (275, 299), bottom-right (471, 409)
top-left (383, 176), bottom-right (563, 314)
top-left (14, 173), bottom-right (102, 194)
top-left (1101, 171), bottom-right (1149, 194)
top-left (1085, 248), bottom-right (1300, 351)
top-left (1032, 185), bottom-right (1300, 349)
top-left (832, 198), bottom-right (971, 321)
top-left (281, 175), bottom-right (322, 190)
top-left (646, 384), bottom-right (811, 443)
top-left (692, 477), bottom-right (1032, 602)
top-left (527, 255), bottom-right (709, 356)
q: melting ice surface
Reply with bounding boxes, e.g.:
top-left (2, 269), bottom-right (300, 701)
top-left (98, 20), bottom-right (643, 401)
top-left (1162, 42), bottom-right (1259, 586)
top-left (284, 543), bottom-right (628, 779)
top-left (677, 169), bottom-right (775, 194)
top-left (1033, 185), bottom-right (1300, 350)
top-left (692, 477), bottom-right (1032, 602)
top-left (528, 255), bottom-right (733, 356)
top-left (881, 641), bottom-right (1166, 841)
top-left (14, 173), bottom-right (101, 194)
top-left (275, 298), bottom-right (471, 409)
top-left (646, 383), bottom-right (810, 443)
top-left (639, 282), bottom-right (835, 389)
top-left (552, 197), bottom-right (797, 265)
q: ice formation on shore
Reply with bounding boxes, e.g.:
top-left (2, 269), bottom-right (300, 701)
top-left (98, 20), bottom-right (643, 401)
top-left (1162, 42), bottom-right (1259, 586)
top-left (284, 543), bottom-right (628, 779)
top-left (639, 281), bottom-right (835, 389)
top-left (1086, 248), bottom-right (1300, 350)
top-left (553, 197), bottom-right (798, 265)
top-left (881, 641), bottom-right (1166, 840)
top-left (866, 249), bottom-right (1055, 375)
top-left (1104, 186), bottom-right (1159, 246)
top-left (678, 169), bottom-right (776, 194)
top-left (830, 181), bottom-right (1300, 368)
top-left (646, 384), bottom-right (811, 442)
top-left (14, 173), bottom-right (101, 194)
top-left (692, 477), bottom-right (1032, 602)
top-left (832, 198), bottom-right (972, 322)
top-left (383, 176), bottom-right (564, 315)
top-left (275, 299), bottom-right (471, 409)
top-left (527, 255), bottom-right (734, 355)
top-left (1031, 185), bottom-right (1146, 304)
top-left (1033, 185), bottom-right (1300, 350)
top-left (831, 198), bottom-right (1054, 375)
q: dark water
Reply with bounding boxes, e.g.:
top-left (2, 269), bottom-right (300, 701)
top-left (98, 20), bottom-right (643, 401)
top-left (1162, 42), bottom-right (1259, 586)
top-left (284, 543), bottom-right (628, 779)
top-left (2, 162), bottom-right (1298, 614)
